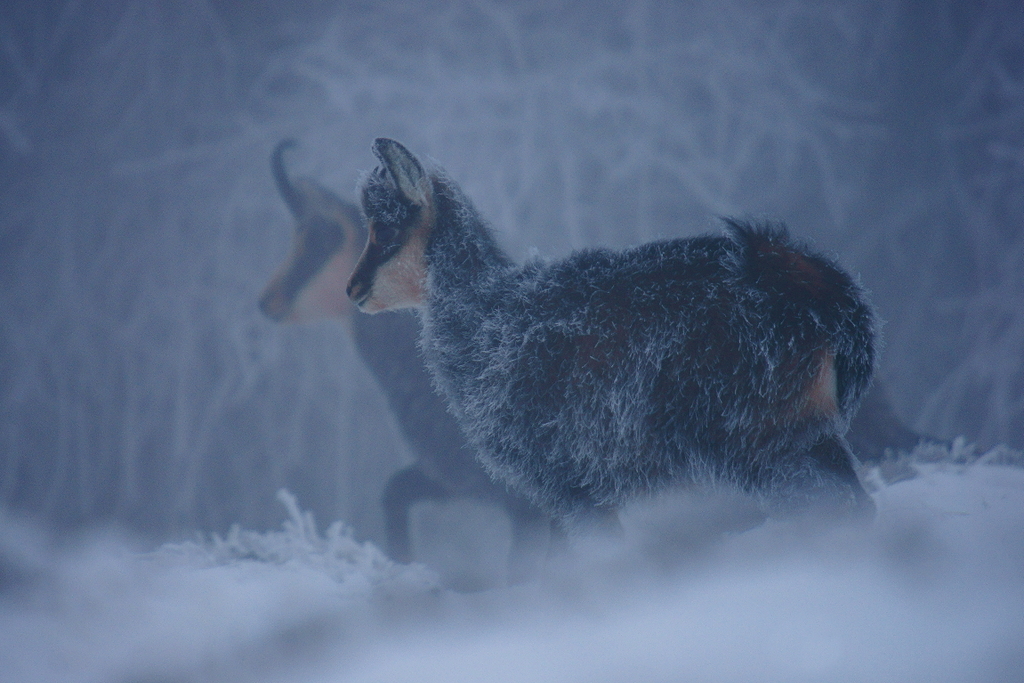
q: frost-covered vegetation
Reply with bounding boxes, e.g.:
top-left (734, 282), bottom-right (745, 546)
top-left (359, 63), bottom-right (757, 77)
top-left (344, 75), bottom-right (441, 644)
top-left (0, 0), bottom-right (1021, 572)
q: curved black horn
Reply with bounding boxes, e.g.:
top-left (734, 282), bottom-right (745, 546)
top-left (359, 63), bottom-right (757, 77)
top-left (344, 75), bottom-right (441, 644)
top-left (272, 138), bottom-right (303, 219)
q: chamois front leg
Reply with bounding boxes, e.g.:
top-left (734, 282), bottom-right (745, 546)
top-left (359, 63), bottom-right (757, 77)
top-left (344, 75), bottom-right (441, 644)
top-left (381, 465), bottom-right (450, 564)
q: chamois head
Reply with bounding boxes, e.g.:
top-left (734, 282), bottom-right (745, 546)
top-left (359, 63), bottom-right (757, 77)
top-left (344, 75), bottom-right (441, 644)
top-left (259, 139), bottom-right (365, 322)
top-left (346, 138), bottom-right (434, 313)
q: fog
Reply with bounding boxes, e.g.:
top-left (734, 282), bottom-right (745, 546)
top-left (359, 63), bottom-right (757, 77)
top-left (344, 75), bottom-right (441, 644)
top-left (1, 0), bottom-right (1022, 680)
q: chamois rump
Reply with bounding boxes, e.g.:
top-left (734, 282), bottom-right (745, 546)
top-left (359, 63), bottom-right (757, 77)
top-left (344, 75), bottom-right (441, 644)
top-left (347, 138), bottom-right (878, 528)
top-left (259, 140), bottom-right (547, 579)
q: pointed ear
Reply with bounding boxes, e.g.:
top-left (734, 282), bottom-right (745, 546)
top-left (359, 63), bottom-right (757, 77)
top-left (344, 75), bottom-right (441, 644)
top-left (372, 138), bottom-right (429, 207)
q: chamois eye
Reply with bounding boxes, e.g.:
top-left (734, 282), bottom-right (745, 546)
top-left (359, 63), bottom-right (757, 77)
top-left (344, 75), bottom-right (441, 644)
top-left (376, 225), bottom-right (399, 244)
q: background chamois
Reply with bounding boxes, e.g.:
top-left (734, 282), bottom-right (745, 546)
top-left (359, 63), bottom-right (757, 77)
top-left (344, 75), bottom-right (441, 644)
top-left (348, 138), bottom-right (879, 528)
top-left (259, 140), bottom-right (547, 582)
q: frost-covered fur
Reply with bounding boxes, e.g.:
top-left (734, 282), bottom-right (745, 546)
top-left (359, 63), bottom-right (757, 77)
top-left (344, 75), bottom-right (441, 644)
top-left (353, 139), bottom-right (877, 526)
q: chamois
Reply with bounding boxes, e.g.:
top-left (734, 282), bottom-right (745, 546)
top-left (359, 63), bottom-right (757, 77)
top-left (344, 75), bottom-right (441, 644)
top-left (347, 138), bottom-right (878, 528)
top-left (259, 140), bottom-right (547, 579)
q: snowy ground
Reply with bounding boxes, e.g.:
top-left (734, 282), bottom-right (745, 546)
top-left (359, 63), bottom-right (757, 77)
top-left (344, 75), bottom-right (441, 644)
top-left (1, 442), bottom-right (1023, 683)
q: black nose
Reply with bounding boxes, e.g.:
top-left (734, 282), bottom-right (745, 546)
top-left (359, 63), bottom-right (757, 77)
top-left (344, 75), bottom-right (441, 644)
top-left (346, 277), bottom-right (364, 302)
top-left (258, 289), bottom-right (289, 321)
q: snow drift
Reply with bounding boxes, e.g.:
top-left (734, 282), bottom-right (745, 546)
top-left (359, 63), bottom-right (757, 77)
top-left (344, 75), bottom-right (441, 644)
top-left (1, 443), bottom-right (1022, 683)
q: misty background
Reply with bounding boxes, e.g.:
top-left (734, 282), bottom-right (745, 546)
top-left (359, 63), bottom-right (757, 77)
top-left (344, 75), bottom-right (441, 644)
top-left (1, 0), bottom-right (1022, 548)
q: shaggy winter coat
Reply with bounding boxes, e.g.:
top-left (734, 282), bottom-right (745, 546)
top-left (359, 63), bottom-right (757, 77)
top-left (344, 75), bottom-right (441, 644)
top-left (352, 139), bottom-right (878, 525)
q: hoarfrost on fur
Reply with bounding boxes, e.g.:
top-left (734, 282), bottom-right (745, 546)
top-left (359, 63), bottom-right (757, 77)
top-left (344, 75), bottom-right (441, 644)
top-left (359, 147), bottom-right (875, 523)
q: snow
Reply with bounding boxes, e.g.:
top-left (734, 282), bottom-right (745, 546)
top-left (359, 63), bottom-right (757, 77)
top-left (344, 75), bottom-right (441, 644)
top-left (2, 445), bottom-right (1022, 683)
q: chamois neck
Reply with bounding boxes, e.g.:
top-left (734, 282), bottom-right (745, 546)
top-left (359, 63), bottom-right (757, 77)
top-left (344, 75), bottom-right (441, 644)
top-left (350, 309), bottom-right (474, 468)
top-left (425, 175), bottom-right (512, 297)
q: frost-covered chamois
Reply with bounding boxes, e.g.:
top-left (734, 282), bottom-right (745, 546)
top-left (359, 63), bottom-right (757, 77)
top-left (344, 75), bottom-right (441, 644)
top-left (259, 140), bottom-right (547, 577)
top-left (347, 138), bottom-right (878, 528)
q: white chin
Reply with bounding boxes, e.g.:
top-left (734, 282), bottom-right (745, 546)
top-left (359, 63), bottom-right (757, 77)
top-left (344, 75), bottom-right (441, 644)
top-left (356, 297), bottom-right (386, 314)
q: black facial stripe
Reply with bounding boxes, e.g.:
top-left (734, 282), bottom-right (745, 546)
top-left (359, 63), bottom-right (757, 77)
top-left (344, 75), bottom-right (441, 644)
top-left (277, 247), bottom-right (332, 304)
top-left (364, 238), bottom-right (402, 269)
top-left (374, 225), bottom-right (398, 245)
top-left (303, 216), bottom-right (346, 253)
top-left (275, 221), bottom-right (346, 305)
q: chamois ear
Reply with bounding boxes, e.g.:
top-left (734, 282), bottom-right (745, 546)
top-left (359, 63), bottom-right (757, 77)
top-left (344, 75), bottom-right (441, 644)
top-left (372, 138), bottom-right (429, 207)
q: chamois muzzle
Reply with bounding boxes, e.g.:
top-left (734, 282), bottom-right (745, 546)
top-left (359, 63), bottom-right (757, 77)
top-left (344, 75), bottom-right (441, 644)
top-left (346, 271), bottom-right (371, 308)
top-left (258, 287), bottom-right (291, 321)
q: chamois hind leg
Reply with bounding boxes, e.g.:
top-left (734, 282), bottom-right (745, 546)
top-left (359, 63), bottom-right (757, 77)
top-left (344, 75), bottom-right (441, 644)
top-left (502, 495), bottom-right (552, 584)
top-left (772, 434), bottom-right (875, 521)
top-left (538, 498), bottom-right (622, 559)
top-left (382, 465), bottom-right (449, 563)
